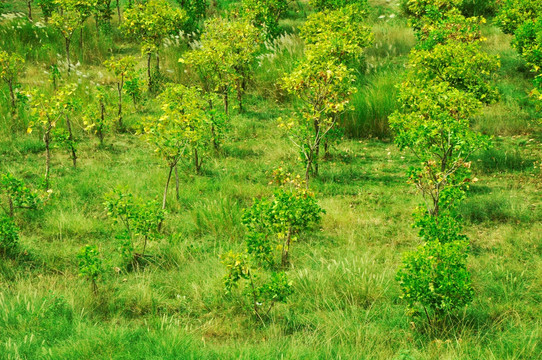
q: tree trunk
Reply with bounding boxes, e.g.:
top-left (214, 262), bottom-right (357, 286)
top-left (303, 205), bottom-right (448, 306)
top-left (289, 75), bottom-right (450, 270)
top-left (156, 53), bottom-right (160, 73)
top-left (194, 148), bottom-right (201, 174)
top-left (66, 38), bottom-right (71, 75)
top-left (162, 164), bottom-right (174, 210)
top-left (117, 79), bottom-right (123, 131)
top-left (80, 28), bottom-right (83, 54)
top-left (27, 1), bottom-right (32, 21)
top-left (65, 115), bottom-right (77, 168)
top-left (282, 228), bottom-right (292, 267)
top-left (44, 124), bottom-right (52, 190)
top-left (116, 0), bottom-right (121, 23)
top-left (236, 79), bottom-right (243, 113)
top-left (8, 196), bottom-right (14, 218)
top-left (223, 90), bottom-right (228, 114)
top-left (175, 164), bottom-right (180, 201)
top-left (8, 81), bottom-right (16, 115)
top-left (99, 100), bottom-right (105, 146)
top-left (147, 53), bottom-right (152, 92)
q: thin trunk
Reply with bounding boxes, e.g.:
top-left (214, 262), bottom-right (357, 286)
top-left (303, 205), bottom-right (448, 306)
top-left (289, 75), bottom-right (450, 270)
top-left (147, 53), bottom-right (152, 92)
top-left (80, 28), bottom-right (83, 54)
top-left (142, 235), bottom-right (148, 257)
top-left (313, 119), bottom-right (320, 177)
top-left (99, 100), bottom-right (105, 145)
top-left (162, 164), bottom-right (174, 210)
top-left (209, 99), bottom-right (219, 150)
top-left (65, 115), bottom-right (77, 168)
top-left (116, 0), bottom-right (121, 23)
top-left (282, 228), bottom-right (292, 267)
top-left (117, 79), bottom-right (123, 131)
top-left (194, 148), bottom-right (201, 174)
top-left (66, 38), bottom-right (71, 75)
top-left (27, 1), bottom-right (32, 21)
top-left (224, 90), bottom-right (228, 114)
top-left (156, 53), bottom-right (160, 73)
top-left (92, 280), bottom-right (97, 295)
top-left (236, 79), bottom-right (243, 113)
top-left (305, 156), bottom-right (311, 184)
top-left (174, 164), bottom-right (180, 201)
top-left (8, 81), bottom-right (16, 115)
top-left (44, 125), bottom-right (52, 190)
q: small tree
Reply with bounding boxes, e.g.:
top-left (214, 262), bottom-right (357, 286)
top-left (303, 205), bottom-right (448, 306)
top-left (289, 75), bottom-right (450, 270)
top-left (0, 173), bottom-right (43, 218)
top-left (83, 85), bottom-right (111, 146)
top-left (142, 84), bottom-right (212, 209)
top-left (400, 0), bottom-right (463, 30)
top-left (243, 168), bottom-right (324, 266)
top-left (29, 85), bottom-right (77, 189)
top-left (221, 251), bottom-right (293, 322)
top-left (241, 0), bottom-right (289, 39)
top-left (184, 17), bottom-right (262, 113)
top-left (0, 51), bottom-right (25, 117)
top-left (396, 240), bottom-right (474, 323)
top-left (494, 0), bottom-right (542, 35)
top-left (104, 56), bottom-right (137, 131)
top-left (50, 1), bottom-right (83, 74)
top-left (122, 0), bottom-right (186, 92)
top-left (77, 244), bottom-right (104, 294)
top-left (281, 60), bottom-right (356, 181)
top-left (175, 0), bottom-right (207, 33)
top-left (37, 0), bottom-right (57, 23)
top-left (104, 189), bottom-right (164, 265)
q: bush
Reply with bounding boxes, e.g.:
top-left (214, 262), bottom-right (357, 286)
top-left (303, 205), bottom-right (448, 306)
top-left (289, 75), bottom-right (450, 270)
top-left (397, 240), bottom-right (474, 320)
top-left (0, 216), bottom-right (19, 254)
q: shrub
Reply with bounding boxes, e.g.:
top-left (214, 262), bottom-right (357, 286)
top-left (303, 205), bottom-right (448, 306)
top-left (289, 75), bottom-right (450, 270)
top-left (397, 240), bottom-right (474, 321)
top-left (0, 216), bottom-right (19, 255)
top-left (77, 245), bottom-right (104, 294)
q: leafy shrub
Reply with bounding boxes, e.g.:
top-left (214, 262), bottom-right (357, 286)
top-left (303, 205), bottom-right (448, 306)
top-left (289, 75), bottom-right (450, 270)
top-left (0, 216), bottom-right (19, 254)
top-left (309, 0), bottom-right (367, 11)
top-left (77, 245), bottom-right (104, 294)
top-left (494, 0), bottom-right (542, 35)
top-left (397, 240), bottom-right (474, 320)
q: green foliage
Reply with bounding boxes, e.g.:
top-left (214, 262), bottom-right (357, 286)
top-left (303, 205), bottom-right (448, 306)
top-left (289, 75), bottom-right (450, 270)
top-left (0, 173), bottom-right (43, 218)
top-left (241, 0), bottom-right (289, 38)
top-left (77, 244), bottom-right (104, 292)
top-left (104, 189), bottom-right (165, 261)
top-left (459, 0), bottom-right (496, 18)
top-left (0, 50), bottom-right (25, 114)
top-left (122, 0), bottom-right (186, 55)
top-left (83, 85), bottom-right (111, 145)
top-left (184, 16), bottom-right (263, 113)
top-left (280, 60), bottom-right (356, 180)
top-left (221, 251), bottom-right (293, 320)
top-left (408, 42), bottom-right (500, 103)
top-left (309, 0), bottom-right (367, 11)
top-left (37, 0), bottom-right (58, 22)
top-left (300, 4), bottom-right (373, 65)
top-left (0, 215), bottom-right (19, 254)
top-left (104, 56), bottom-right (138, 130)
top-left (415, 9), bottom-right (484, 50)
top-left (175, 0), bottom-right (207, 33)
top-left (243, 168), bottom-right (324, 267)
top-left (400, 0), bottom-right (463, 30)
top-left (494, 0), bottom-right (542, 35)
top-left (397, 240), bottom-right (474, 319)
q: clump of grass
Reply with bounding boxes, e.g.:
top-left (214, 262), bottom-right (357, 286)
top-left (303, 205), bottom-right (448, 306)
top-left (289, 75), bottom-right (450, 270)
top-left (474, 145), bottom-right (534, 173)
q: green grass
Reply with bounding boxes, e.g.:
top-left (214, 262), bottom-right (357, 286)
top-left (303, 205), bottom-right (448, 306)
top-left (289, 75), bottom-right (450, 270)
top-left (0, 1), bottom-right (541, 359)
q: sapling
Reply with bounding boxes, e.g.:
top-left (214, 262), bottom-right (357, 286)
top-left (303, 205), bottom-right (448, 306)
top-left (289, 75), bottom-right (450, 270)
top-left (104, 56), bottom-right (137, 131)
top-left (104, 189), bottom-right (164, 264)
top-left (83, 85), bottom-right (111, 146)
top-left (77, 245), bottom-right (104, 294)
top-left (0, 173), bottom-right (43, 218)
top-left (122, 0), bottom-right (186, 92)
top-left (50, 2), bottom-right (83, 74)
top-left (142, 84), bottom-right (214, 209)
top-left (0, 51), bottom-right (25, 117)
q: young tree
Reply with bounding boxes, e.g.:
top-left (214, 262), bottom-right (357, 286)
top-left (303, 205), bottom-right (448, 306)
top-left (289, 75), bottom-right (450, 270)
top-left (104, 189), bottom-right (164, 264)
top-left (122, 0), bottom-right (186, 91)
top-left (37, 0), bottom-right (57, 23)
top-left (142, 84), bottom-right (212, 210)
top-left (0, 173), bottom-right (43, 218)
top-left (83, 85), bottom-right (111, 146)
top-left (240, 0), bottom-right (289, 39)
top-left (50, 2), bottom-right (83, 74)
top-left (29, 84), bottom-right (77, 188)
top-left (281, 60), bottom-right (356, 181)
top-left (0, 51), bottom-right (25, 117)
top-left (77, 245), bottom-right (104, 294)
top-left (243, 168), bottom-right (324, 266)
top-left (494, 0), bottom-right (542, 35)
top-left (184, 17), bottom-right (262, 113)
top-left (400, 0), bottom-right (463, 30)
top-left (175, 0), bottom-right (207, 33)
top-left (104, 56), bottom-right (137, 131)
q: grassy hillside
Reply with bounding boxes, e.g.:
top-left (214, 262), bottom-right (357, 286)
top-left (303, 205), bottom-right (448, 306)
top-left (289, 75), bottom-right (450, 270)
top-left (0, 1), bottom-right (541, 359)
